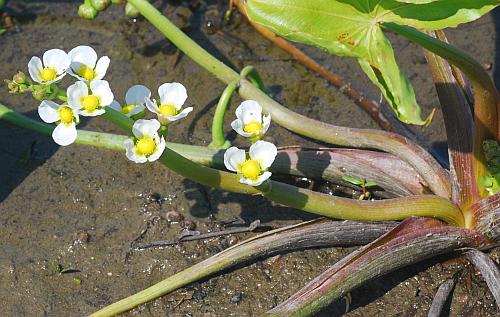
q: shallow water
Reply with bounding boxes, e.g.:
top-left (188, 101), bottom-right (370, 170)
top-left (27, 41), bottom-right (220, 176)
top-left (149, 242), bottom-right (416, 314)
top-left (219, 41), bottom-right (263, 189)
top-left (0, 1), bottom-right (499, 316)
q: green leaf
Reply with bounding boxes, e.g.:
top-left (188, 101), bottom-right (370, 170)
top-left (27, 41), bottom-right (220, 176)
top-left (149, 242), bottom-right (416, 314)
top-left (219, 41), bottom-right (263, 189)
top-left (365, 181), bottom-right (378, 188)
top-left (342, 176), bottom-right (363, 186)
top-left (245, 0), bottom-right (498, 125)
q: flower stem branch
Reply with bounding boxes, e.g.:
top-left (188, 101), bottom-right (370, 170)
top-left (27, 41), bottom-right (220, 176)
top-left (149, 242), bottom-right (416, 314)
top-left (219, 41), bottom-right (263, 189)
top-left (0, 102), bottom-right (465, 225)
top-left (209, 81), bottom-right (238, 149)
top-left (240, 65), bottom-right (271, 95)
top-left (126, 0), bottom-right (450, 199)
top-left (0, 103), bottom-right (425, 196)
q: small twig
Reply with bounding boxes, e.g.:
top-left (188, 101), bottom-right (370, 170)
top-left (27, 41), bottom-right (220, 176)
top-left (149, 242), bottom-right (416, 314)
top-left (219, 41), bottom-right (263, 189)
top-left (466, 249), bottom-right (500, 309)
top-left (135, 220), bottom-right (263, 249)
top-left (427, 278), bottom-right (455, 317)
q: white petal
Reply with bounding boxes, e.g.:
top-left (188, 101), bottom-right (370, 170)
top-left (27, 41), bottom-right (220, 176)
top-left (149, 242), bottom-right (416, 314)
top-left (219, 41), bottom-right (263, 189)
top-left (90, 80), bottom-right (114, 106)
top-left (240, 171), bottom-right (272, 186)
top-left (108, 100), bottom-right (122, 112)
top-left (38, 100), bottom-right (60, 123)
top-left (158, 82), bottom-right (187, 108)
top-left (148, 137), bottom-right (166, 162)
top-left (94, 56), bottom-right (110, 80)
top-left (223, 147), bottom-right (246, 172)
top-left (68, 46), bottom-right (98, 71)
top-left (262, 114), bottom-right (271, 133)
top-left (80, 108), bottom-right (106, 117)
top-left (128, 104), bottom-right (145, 116)
top-left (230, 119), bottom-right (254, 138)
top-left (67, 81), bottom-right (88, 109)
top-left (28, 56), bottom-right (44, 83)
top-left (52, 122), bottom-right (77, 146)
top-left (249, 141), bottom-right (277, 170)
top-left (43, 49), bottom-right (70, 74)
top-left (132, 119), bottom-right (161, 138)
top-left (124, 138), bottom-right (147, 163)
top-left (164, 107), bottom-right (193, 122)
top-left (235, 100), bottom-right (262, 125)
top-left (145, 98), bottom-right (159, 114)
top-left (126, 85), bottom-right (151, 105)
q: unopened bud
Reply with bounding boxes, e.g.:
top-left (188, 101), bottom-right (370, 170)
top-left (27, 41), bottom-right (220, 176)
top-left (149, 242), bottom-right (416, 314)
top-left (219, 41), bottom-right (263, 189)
top-left (13, 71), bottom-right (27, 84)
top-left (32, 88), bottom-right (47, 101)
top-left (125, 2), bottom-right (139, 18)
top-left (6, 80), bottom-right (19, 93)
top-left (78, 3), bottom-right (99, 20)
top-left (90, 0), bottom-right (110, 11)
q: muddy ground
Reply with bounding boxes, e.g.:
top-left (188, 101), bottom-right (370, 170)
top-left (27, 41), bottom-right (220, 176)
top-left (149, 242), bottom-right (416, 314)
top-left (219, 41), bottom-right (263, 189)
top-left (0, 1), bottom-right (499, 316)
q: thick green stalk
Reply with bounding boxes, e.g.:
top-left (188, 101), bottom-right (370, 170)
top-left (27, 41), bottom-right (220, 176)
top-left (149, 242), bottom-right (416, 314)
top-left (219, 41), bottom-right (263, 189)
top-left (209, 81), bottom-right (238, 149)
top-left (0, 102), bottom-right (464, 225)
top-left (126, 0), bottom-right (450, 199)
top-left (383, 22), bottom-right (499, 207)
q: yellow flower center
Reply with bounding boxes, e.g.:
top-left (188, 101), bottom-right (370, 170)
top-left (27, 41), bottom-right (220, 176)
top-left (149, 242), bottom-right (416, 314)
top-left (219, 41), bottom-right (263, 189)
top-left (58, 106), bottom-right (74, 124)
top-left (40, 67), bottom-right (57, 82)
top-left (240, 160), bottom-right (261, 181)
top-left (243, 121), bottom-right (263, 133)
top-left (121, 104), bottom-right (136, 114)
top-left (82, 95), bottom-right (100, 112)
top-left (78, 66), bottom-right (96, 80)
top-left (158, 103), bottom-right (177, 116)
top-left (136, 137), bottom-right (156, 156)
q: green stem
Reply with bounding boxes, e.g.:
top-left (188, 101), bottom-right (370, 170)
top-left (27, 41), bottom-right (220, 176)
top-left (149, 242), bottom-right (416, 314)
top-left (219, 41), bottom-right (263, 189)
top-left (126, 0), bottom-right (450, 198)
top-left (383, 22), bottom-right (499, 208)
top-left (240, 65), bottom-right (271, 95)
top-left (0, 102), bottom-right (464, 226)
top-left (209, 81), bottom-right (238, 149)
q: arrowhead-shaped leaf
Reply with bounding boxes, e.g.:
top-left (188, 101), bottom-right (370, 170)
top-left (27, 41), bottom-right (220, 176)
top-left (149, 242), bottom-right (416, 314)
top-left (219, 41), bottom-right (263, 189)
top-left (245, 0), bottom-right (498, 125)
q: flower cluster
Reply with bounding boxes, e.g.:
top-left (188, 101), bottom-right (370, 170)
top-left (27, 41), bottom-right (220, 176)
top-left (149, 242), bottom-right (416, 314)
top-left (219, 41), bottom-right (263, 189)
top-left (224, 100), bottom-right (277, 186)
top-left (23, 46), bottom-right (276, 187)
top-left (26, 47), bottom-right (192, 163)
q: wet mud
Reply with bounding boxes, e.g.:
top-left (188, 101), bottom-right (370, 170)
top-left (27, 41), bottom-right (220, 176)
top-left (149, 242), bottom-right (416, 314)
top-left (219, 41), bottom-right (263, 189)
top-left (0, 1), bottom-right (499, 316)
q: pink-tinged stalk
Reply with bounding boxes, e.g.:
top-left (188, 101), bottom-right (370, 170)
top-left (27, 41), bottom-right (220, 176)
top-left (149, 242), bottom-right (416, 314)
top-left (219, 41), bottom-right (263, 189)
top-left (266, 217), bottom-right (493, 316)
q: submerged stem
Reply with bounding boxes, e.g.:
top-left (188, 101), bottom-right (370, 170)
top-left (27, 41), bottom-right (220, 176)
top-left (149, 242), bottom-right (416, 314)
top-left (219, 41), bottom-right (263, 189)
top-left (126, 0), bottom-right (450, 198)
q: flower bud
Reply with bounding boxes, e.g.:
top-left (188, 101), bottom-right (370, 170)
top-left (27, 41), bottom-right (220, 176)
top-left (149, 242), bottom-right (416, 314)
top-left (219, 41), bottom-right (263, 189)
top-left (32, 87), bottom-right (47, 101)
top-left (78, 3), bottom-right (99, 20)
top-left (90, 0), bottom-right (110, 11)
top-left (13, 71), bottom-right (28, 85)
top-left (5, 80), bottom-right (19, 94)
top-left (125, 2), bottom-right (140, 18)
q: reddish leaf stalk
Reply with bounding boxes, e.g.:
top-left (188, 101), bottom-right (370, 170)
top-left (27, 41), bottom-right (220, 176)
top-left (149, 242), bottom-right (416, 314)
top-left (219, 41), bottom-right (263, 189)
top-left (424, 30), bottom-right (478, 210)
top-left (267, 218), bottom-right (493, 316)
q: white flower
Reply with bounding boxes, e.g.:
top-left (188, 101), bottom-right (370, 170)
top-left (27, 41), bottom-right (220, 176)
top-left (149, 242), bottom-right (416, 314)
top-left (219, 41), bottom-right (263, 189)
top-left (145, 82), bottom-right (193, 125)
top-left (108, 85), bottom-right (150, 117)
top-left (38, 100), bottom-right (80, 146)
top-left (28, 49), bottom-right (70, 84)
top-left (67, 80), bottom-right (114, 117)
top-left (124, 119), bottom-right (166, 163)
top-left (67, 45), bottom-right (110, 82)
top-left (231, 100), bottom-right (271, 140)
top-left (223, 140), bottom-right (277, 186)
